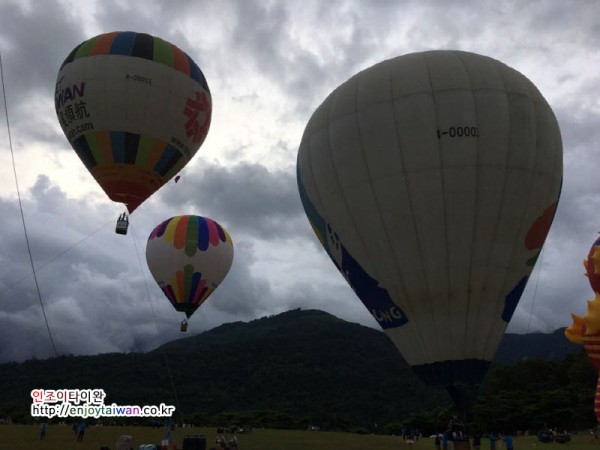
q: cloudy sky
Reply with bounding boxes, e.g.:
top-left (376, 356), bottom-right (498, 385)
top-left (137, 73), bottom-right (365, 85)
top-left (0, 0), bottom-right (598, 363)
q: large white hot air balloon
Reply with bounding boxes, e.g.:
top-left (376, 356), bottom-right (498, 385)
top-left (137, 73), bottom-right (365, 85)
top-left (297, 50), bottom-right (562, 411)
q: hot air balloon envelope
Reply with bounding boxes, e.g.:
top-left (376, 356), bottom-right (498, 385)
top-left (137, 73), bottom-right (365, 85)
top-left (297, 50), bottom-right (562, 402)
top-left (55, 31), bottom-right (211, 212)
top-left (146, 215), bottom-right (233, 318)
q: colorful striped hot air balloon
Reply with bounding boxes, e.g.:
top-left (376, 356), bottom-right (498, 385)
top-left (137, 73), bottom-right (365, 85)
top-left (55, 31), bottom-right (211, 213)
top-left (146, 215), bottom-right (234, 330)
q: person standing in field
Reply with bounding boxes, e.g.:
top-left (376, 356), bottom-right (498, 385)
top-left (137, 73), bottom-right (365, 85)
top-left (77, 421), bottom-right (86, 441)
top-left (503, 433), bottom-right (514, 450)
top-left (39, 421), bottom-right (47, 440)
top-left (472, 433), bottom-right (481, 450)
top-left (489, 432), bottom-right (497, 450)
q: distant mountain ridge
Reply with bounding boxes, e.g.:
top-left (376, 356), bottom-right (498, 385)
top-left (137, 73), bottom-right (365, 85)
top-left (157, 309), bottom-right (579, 364)
top-left (0, 309), bottom-right (582, 428)
top-left (494, 327), bottom-right (579, 364)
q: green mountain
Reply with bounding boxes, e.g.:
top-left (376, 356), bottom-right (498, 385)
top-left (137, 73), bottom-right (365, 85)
top-left (493, 327), bottom-right (581, 364)
top-left (0, 309), bottom-right (585, 430)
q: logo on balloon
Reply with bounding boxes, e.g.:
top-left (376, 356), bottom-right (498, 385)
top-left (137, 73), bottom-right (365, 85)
top-left (323, 222), bottom-right (408, 330)
top-left (184, 91), bottom-right (211, 143)
top-left (297, 172), bottom-right (409, 330)
top-left (371, 306), bottom-right (407, 327)
top-left (55, 82), bottom-right (86, 109)
top-left (525, 202), bottom-right (559, 254)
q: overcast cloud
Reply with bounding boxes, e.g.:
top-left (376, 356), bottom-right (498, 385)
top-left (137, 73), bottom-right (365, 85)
top-left (0, 0), bottom-right (598, 362)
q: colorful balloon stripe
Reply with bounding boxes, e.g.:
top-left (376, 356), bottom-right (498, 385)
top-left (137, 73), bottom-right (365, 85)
top-left (154, 145), bottom-right (183, 177)
top-left (70, 131), bottom-right (189, 211)
top-left (73, 135), bottom-right (96, 169)
top-left (586, 238), bottom-right (600, 293)
top-left (166, 268), bottom-right (210, 312)
top-left (189, 271), bottom-right (203, 304)
top-left (148, 216), bottom-right (232, 253)
top-left (161, 285), bottom-right (176, 304)
top-left (73, 132), bottom-right (185, 179)
top-left (148, 219), bottom-right (169, 241)
top-left (60, 31), bottom-right (209, 89)
top-left (195, 216), bottom-right (209, 252)
top-left (192, 282), bottom-right (210, 306)
top-left (524, 202), bottom-right (559, 251)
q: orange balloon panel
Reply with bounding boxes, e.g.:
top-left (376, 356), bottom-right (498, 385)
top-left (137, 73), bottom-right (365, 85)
top-left (55, 31), bottom-right (212, 212)
top-left (585, 236), bottom-right (600, 293)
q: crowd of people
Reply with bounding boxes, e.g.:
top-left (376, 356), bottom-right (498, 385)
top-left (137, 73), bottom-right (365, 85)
top-left (429, 431), bottom-right (514, 450)
top-left (416, 417), bottom-right (519, 450)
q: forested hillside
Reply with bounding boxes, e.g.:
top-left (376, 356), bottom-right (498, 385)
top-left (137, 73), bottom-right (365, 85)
top-left (0, 309), bottom-right (592, 432)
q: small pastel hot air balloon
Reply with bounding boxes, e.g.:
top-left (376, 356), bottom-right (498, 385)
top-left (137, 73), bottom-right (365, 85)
top-left (566, 235), bottom-right (600, 423)
top-left (297, 50), bottom-right (562, 414)
top-left (146, 215), bottom-right (233, 331)
top-left (55, 31), bottom-right (211, 214)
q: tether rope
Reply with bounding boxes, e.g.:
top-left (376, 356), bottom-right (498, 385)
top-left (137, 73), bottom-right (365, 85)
top-left (526, 246), bottom-right (545, 333)
top-left (0, 219), bottom-right (113, 299)
top-left (129, 222), bottom-right (185, 426)
top-left (1, 51), bottom-right (57, 356)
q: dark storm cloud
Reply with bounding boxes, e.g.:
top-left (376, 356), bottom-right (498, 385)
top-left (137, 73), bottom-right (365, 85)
top-left (0, 0), bottom-right (598, 363)
top-left (0, 168), bottom-right (314, 362)
top-left (204, 1), bottom-right (381, 117)
top-left (151, 161), bottom-right (311, 242)
top-left (0, 1), bottom-right (94, 155)
top-left (204, 238), bottom-right (273, 318)
top-left (0, 175), bottom-right (146, 361)
top-left (0, 1), bottom-right (84, 117)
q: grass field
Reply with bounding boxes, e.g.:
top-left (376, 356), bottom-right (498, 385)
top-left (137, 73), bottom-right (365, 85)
top-left (0, 424), bottom-right (598, 450)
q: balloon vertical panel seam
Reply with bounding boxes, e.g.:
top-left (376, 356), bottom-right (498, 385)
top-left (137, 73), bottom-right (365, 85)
top-left (444, 52), bottom-right (471, 362)
top-left (394, 55), bottom-right (441, 364)
top-left (422, 53), bottom-right (452, 363)
top-left (454, 51), bottom-right (481, 362)
top-left (326, 77), bottom-right (376, 286)
top-left (495, 68), bottom-right (537, 334)
top-left (355, 63), bottom-right (422, 357)
top-left (353, 62), bottom-right (427, 363)
top-left (476, 62), bottom-right (510, 359)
